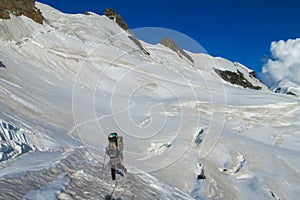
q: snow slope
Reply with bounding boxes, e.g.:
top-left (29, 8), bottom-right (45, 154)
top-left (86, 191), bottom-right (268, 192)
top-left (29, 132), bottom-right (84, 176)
top-left (0, 2), bottom-right (299, 199)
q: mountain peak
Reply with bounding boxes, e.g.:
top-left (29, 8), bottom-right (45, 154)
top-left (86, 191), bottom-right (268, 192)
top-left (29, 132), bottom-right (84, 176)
top-left (273, 79), bottom-right (300, 96)
top-left (0, 0), bottom-right (44, 24)
top-left (104, 8), bottom-right (129, 31)
top-left (0, 3), bottom-right (299, 199)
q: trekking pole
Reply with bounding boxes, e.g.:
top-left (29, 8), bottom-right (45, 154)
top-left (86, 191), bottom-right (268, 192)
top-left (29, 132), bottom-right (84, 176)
top-left (102, 153), bottom-right (107, 170)
top-left (109, 179), bottom-right (118, 200)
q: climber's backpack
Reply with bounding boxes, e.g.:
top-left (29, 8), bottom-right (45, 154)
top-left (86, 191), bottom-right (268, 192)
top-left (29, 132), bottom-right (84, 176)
top-left (117, 136), bottom-right (123, 152)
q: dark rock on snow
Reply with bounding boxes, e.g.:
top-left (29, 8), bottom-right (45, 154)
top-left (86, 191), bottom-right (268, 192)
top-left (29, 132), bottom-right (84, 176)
top-left (104, 8), bottom-right (129, 31)
top-left (0, 0), bottom-right (44, 24)
top-left (214, 68), bottom-right (262, 90)
top-left (128, 35), bottom-right (150, 55)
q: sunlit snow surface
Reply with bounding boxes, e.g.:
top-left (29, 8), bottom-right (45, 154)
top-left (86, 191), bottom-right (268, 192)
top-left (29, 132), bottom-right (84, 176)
top-left (0, 2), bottom-right (299, 199)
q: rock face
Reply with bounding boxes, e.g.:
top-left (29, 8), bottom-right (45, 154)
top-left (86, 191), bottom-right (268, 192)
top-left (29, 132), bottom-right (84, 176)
top-left (104, 8), bottom-right (129, 31)
top-left (214, 68), bottom-right (262, 90)
top-left (160, 38), bottom-right (194, 63)
top-left (0, 0), bottom-right (43, 24)
top-left (128, 35), bottom-right (150, 55)
top-left (103, 8), bottom-right (150, 56)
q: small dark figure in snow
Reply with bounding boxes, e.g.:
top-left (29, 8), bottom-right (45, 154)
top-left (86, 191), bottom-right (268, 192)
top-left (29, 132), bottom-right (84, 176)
top-left (106, 132), bottom-right (127, 180)
top-left (197, 162), bottom-right (206, 180)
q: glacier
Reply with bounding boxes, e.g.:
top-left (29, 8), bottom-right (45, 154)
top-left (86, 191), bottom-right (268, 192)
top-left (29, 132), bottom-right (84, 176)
top-left (0, 2), bottom-right (299, 199)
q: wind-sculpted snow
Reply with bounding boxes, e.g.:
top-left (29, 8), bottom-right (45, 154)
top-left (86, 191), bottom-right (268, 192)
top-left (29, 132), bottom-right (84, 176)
top-left (0, 119), bottom-right (50, 161)
top-left (0, 147), bottom-right (192, 200)
top-left (0, 2), bottom-right (299, 199)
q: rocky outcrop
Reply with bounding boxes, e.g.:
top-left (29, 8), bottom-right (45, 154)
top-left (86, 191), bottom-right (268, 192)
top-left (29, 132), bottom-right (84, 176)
top-left (128, 35), bottom-right (150, 55)
top-left (0, 61), bottom-right (5, 68)
top-left (103, 8), bottom-right (150, 56)
top-left (160, 38), bottom-right (194, 63)
top-left (286, 91), bottom-right (297, 96)
top-left (275, 87), bottom-right (297, 96)
top-left (84, 11), bottom-right (93, 16)
top-left (249, 70), bottom-right (257, 78)
top-left (104, 8), bottom-right (129, 31)
top-left (0, 0), bottom-right (44, 24)
top-left (214, 68), bottom-right (262, 90)
top-left (272, 79), bottom-right (300, 96)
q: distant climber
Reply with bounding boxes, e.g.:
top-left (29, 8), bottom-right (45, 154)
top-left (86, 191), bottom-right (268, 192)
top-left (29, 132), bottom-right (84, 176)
top-left (106, 132), bottom-right (127, 180)
top-left (197, 162), bottom-right (206, 180)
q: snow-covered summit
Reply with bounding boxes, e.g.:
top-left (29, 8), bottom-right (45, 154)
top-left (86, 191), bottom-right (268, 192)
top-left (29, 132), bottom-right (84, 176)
top-left (272, 79), bottom-right (300, 96)
top-left (0, 2), bottom-right (300, 199)
top-left (260, 38), bottom-right (300, 97)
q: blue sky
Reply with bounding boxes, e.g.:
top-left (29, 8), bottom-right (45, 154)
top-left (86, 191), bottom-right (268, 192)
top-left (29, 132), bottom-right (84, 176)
top-left (38, 0), bottom-right (300, 73)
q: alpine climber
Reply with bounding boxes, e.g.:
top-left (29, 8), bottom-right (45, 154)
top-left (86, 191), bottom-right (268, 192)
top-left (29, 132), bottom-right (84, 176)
top-left (106, 132), bottom-right (127, 180)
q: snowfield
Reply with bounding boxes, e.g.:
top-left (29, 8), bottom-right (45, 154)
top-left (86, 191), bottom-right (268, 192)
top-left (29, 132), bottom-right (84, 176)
top-left (0, 2), bottom-right (299, 199)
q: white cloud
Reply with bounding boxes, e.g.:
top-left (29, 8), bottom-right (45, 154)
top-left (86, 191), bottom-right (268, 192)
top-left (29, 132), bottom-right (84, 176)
top-left (260, 38), bottom-right (300, 88)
